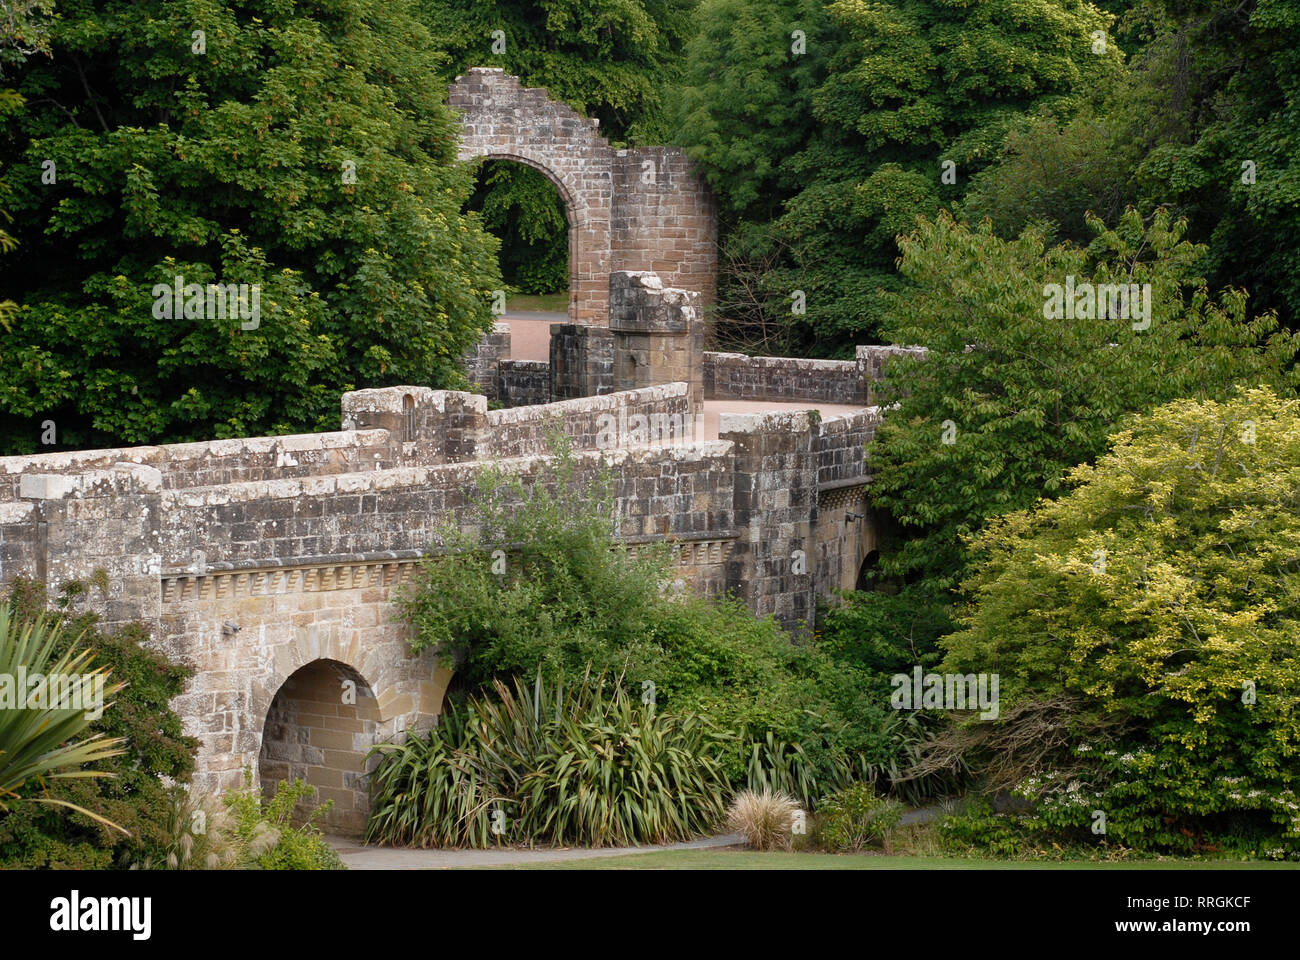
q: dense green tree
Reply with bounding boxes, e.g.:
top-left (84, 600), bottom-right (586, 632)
top-left (0, 0), bottom-right (501, 453)
top-left (1124, 0), bottom-right (1300, 332)
top-left (960, 111), bottom-right (1138, 248)
top-left (674, 0), bottom-right (1119, 355)
top-left (966, 0), bottom-right (1300, 333)
top-left (423, 0), bottom-right (696, 145)
top-left (0, 0), bottom-right (56, 331)
top-left (937, 388), bottom-right (1300, 856)
top-left (867, 209), bottom-right (1299, 596)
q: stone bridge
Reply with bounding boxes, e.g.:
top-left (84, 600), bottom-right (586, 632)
top-left (0, 309), bottom-right (922, 834)
top-left (0, 69), bottom-right (915, 835)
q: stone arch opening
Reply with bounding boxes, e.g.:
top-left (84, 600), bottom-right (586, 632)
top-left (449, 67), bottom-right (717, 325)
top-left (855, 549), bottom-right (881, 592)
top-left (258, 658), bottom-right (382, 837)
top-left (464, 155), bottom-right (576, 318)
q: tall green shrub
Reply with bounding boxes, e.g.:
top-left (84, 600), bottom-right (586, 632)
top-left (398, 443), bottom-right (903, 803)
top-left (0, 580), bottom-right (198, 869)
top-left (938, 388), bottom-right (1300, 857)
top-left (869, 208), bottom-right (1300, 594)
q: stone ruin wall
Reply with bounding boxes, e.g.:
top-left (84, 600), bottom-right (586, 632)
top-left (449, 68), bottom-right (717, 325)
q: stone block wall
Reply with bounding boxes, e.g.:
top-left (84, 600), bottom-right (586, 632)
top-left (816, 408), bottom-right (881, 489)
top-left (259, 659), bottom-right (382, 836)
top-left (704, 353), bottom-right (867, 405)
top-left (0, 430), bottom-right (400, 502)
top-left (550, 323), bottom-right (614, 400)
top-left (497, 359), bottom-right (551, 408)
top-left (463, 322), bottom-right (511, 403)
top-left (482, 383), bottom-right (693, 460)
top-left (609, 271), bottom-right (704, 413)
top-left (612, 147), bottom-right (717, 306)
top-left (719, 411), bottom-right (818, 632)
top-left (15, 464), bottom-right (165, 627)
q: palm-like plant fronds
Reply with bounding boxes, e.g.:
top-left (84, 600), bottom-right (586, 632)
top-left (0, 603), bottom-right (128, 832)
top-left (367, 669), bottom-right (731, 848)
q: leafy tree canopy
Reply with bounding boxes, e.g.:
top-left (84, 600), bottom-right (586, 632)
top-left (673, 0), bottom-right (1119, 353)
top-left (0, 0), bottom-right (502, 452)
top-left (939, 388), bottom-right (1300, 855)
top-left (867, 208), bottom-right (1300, 593)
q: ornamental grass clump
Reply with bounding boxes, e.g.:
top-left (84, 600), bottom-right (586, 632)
top-left (726, 789), bottom-right (800, 851)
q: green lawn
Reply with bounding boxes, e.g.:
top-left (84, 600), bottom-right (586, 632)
top-left (506, 291), bottom-right (568, 312)
top-left (491, 849), bottom-right (1299, 870)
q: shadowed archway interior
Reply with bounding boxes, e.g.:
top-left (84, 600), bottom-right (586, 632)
top-left (258, 658), bottom-right (382, 837)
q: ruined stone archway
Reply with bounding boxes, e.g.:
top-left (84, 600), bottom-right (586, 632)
top-left (449, 68), bottom-right (717, 325)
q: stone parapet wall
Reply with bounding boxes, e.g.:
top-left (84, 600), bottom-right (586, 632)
top-left (718, 410), bottom-right (818, 631)
top-left (816, 408), bottom-right (882, 489)
top-left (701, 345), bottom-right (930, 407)
top-left (0, 386), bottom-right (730, 624)
top-left (704, 352), bottom-right (866, 405)
top-left (0, 429), bottom-right (397, 502)
top-left (497, 359), bottom-right (551, 408)
top-left (483, 382), bottom-right (693, 460)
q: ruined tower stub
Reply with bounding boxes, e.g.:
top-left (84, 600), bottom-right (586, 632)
top-left (609, 271), bottom-right (705, 415)
top-left (448, 68), bottom-right (717, 325)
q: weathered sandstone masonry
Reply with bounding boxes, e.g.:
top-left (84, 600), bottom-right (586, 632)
top-left (449, 68), bottom-right (717, 324)
top-left (0, 384), bottom-right (898, 833)
top-left (464, 274), bottom-right (922, 413)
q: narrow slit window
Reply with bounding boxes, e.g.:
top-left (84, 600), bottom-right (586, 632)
top-left (402, 394), bottom-right (415, 442)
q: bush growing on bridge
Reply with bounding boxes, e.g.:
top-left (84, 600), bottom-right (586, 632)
top-left (398, 443), bottom-right (905, 810)
top-left (931, 389), bottom-right (1300, 858)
